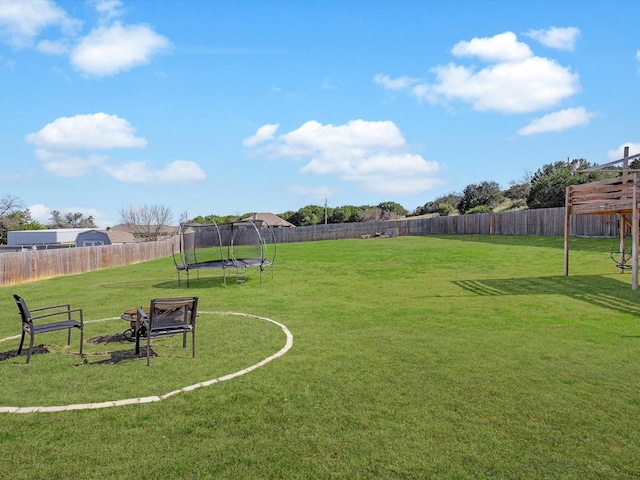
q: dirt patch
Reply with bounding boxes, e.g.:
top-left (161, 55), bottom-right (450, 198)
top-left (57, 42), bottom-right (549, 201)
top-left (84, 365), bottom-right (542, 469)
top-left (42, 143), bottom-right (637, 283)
top-left (87, 333), bottom-right (130, 345)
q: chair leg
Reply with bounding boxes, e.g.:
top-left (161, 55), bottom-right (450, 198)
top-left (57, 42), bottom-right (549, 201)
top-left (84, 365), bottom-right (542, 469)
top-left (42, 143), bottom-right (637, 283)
top-left (18, 331), bottom-right (25, 355)
top-left (79, 326), bottom-right (84, 355)
top-left (26, 331), bottom-right (35, 364)
top-left (67, 327), bottom-right (72, 346)
top-left (192, 332), bottom-right (195, 359)
top-left (135, 330), bottom-right (141, 355)
top-left (146, 336), bottom-right (151, 366)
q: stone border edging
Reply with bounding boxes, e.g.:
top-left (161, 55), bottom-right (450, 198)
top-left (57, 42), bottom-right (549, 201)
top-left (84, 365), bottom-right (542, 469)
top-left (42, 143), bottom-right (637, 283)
top-left (0, 311), bottom-right (292, 414)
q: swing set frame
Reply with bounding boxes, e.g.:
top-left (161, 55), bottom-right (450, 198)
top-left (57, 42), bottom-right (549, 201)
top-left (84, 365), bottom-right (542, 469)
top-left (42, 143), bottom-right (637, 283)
top-left (565, 146), bottom-right (640, 290)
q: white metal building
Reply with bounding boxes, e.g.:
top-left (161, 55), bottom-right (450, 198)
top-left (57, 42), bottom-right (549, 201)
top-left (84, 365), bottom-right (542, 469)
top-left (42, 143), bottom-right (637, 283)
top-left (7, 229), bottom-right (94, 246)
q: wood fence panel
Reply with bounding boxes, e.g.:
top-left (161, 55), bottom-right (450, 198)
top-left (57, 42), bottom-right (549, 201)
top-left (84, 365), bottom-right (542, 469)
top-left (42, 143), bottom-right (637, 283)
top-left (0, 237), bottom-right (179, 286)
top-left (272, 207), bottom-right (619, 244)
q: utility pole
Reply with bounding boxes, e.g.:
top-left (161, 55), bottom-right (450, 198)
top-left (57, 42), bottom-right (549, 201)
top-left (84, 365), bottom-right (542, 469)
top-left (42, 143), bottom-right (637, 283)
top-left (324, 198), bottom-right (328, 225)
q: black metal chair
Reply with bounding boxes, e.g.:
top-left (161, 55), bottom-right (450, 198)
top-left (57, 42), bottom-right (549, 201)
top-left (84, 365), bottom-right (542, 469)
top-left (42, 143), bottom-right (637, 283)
top-left (135, 297), bottom-right (198, 366)
top-left (13, 294), bottom-right (84, 364)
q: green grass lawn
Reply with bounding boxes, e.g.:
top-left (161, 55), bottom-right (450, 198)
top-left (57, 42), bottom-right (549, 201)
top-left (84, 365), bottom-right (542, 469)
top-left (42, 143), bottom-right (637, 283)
top-left (0, 235), bottom-right (638, 479)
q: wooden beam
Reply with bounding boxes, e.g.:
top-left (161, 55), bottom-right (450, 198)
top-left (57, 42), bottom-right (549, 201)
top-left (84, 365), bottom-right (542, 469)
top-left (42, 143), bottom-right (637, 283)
top-left (580, 147), bottom-right (640, 171)
top-left (564, 185), bottom-right (571, 276)
top-left (619, 213), bottom-right (626, 273)
top-left (633, 173), bottom-right (639, 290)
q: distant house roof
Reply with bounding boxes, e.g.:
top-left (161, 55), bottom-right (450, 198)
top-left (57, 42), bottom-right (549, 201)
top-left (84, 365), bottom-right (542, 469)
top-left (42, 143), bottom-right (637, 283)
top-left (75, 229), bottom-right (137, 246)
top-left (242, 213), bottom-right (295, 227)
top-left (102, 230), bottom-right (137, 243)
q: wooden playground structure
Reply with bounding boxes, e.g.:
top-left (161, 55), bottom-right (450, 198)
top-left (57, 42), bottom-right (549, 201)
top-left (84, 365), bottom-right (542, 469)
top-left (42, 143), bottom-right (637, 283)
top-left (565, 147), bottom-right (640, 290)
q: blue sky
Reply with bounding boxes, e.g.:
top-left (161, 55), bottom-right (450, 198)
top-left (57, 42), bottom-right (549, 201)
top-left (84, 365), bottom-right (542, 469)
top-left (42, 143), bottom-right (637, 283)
top-left (1, 0), bottom-right (639, 227)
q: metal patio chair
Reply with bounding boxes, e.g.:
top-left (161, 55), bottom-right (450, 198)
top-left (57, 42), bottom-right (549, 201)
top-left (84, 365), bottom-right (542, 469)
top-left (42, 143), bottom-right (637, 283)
top-left (13, 294), bottom-right (84, 364)
top-left (135, 297), bottom-right (198, 366)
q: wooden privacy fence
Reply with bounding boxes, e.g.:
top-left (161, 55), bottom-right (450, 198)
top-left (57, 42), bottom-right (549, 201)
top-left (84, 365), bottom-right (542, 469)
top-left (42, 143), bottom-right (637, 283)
top-left (0, 237), bottom-right (179, 287)
top-left (0, 207), bottom-right (620, 286)
top-left (271, 207), bottom-right (619, 243)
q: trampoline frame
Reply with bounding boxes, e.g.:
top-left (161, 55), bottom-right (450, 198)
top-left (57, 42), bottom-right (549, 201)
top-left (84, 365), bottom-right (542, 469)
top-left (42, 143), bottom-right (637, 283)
top-left (175, 219), bottom-right (276, 287)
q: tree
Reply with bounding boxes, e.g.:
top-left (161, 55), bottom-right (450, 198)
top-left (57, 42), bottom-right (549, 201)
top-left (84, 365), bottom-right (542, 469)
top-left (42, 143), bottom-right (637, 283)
top-left (278, 211), bottom-right (297, 224)
top-left (458, 181), bottom-right (503, 214)
top-left (526, 159), bottom-right (610, 209)
top-left (287, 205), bottom-right (326, 226)
top-left (414, 193), bottom-right (462, 216)
top-left (49, 210), bottom-right (97, 228)
top-left (436, 202), bottom-right (456, 216)
top-left (466, 205), bottom-right (492, 214)
top-left (119, 204), bottom-right (173, 241)
top-left (329, 205), bottom-right (363, 223)
top-left (360, 207), bottom-right (383, 222)
top-left (0, 196), bottom-right (45, 244)
top-left (377, 201), bottom-right (407, 219)
top-left (191, 213), bottom-right (241, 224)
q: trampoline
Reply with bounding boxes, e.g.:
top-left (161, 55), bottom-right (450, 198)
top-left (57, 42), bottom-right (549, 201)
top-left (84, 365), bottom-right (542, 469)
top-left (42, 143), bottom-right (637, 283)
top-left (174, 219), bottom-right (276, 287)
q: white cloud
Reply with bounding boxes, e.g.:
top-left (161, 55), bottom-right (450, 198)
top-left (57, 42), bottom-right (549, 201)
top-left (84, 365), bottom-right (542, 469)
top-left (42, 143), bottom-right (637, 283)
top-left (517, 107), bottom-right (595, 136)
top-left (34, 150), bottom-right (107, 177)
top-left (607, 143), bottom-right (640, 161)
top-left (411, 32), bottom-right (579, 113)
top-left (70, 22), bottom-right (171, 77)
top-left (278, 120), bottom-right (406, 156)
top-left (247, 119), bottom-right (444, 195)
top-left (28, 203), bottom-right (116, 228)
top-left (26, 113), bottom-right (206, 184)
top-left (288, 185), bottom-right (335, 200)
top-left (451, 31), bottom-right (532, 62)
top-left (526, 27), bottom-right (580, 51)
top-left (321, 77), bottom-right (339, 90)
top-left (26, 113), bottom-right (147, 151)
top-left (90, 0), bottom-right (124, 23)
top-left (27, 204), bottom-right (51, 224)
top-left (0, 1), bottom-right (169, 77)
top-left (101, 160), bottom-right (206, 184)
top-left (0, 0), bottom-right (81, 48)
top-left (243, 124), bottom-right (280, 147)
top-left (37, 38), bottom-right (69, 55)
top-left (373, 74), bottom-right (417, 90)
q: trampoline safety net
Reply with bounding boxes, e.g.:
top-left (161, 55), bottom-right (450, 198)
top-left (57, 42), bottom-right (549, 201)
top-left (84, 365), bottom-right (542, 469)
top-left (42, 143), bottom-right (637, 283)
top-left (176, 219), bottom-right (276, 286)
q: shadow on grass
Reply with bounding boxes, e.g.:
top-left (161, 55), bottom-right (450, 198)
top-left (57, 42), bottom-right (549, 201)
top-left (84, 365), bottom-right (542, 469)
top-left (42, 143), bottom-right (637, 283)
top-left (81, 333), bottom-right (151, 365)
top-left (0, 345), bottom-right (50, 363)
top-left (96, 275), bottom-right (229, 290)
top-left (153, 274), bottom-right (253, 289)
top-left (75, 349), bottom-right (149, 365)
top-left (0, 338), bottom-right (154, 365)
top-left (454, 274), bottom-right (640, 318)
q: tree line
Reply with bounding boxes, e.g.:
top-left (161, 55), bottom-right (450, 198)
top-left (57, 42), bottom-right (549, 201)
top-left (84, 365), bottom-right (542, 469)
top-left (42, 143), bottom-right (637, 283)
top-left (279, 158), bottom-right (618, 225)
top-left (0, 158), bottom-right (626, 243)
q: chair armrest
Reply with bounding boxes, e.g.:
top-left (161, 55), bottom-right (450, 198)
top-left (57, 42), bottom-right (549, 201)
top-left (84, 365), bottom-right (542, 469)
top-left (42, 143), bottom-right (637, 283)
top-left (135, 307), bottom-right (149, 332)
top-left (30, 307), bottom-right (84, 325)
top-left (30, 303), bottom-right (71, 313)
